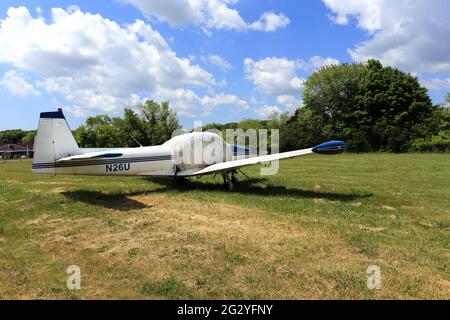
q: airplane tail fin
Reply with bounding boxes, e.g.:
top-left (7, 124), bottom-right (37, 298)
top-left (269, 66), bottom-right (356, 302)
top-left (32, 109), bottom-right (80, 173)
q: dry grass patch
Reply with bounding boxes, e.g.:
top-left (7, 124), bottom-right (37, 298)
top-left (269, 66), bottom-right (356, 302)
top-left (2, 193), bottom-right (376, 299)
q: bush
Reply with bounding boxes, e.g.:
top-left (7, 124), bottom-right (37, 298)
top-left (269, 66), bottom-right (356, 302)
top-left (411, 134), bottom-right (450, 152)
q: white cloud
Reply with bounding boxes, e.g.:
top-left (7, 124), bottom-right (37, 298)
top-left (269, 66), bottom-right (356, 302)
top-left (120, 0), bottom-right (203, 27)
top-left (245, 56), bottom-right (334, 115)
top-left (323, 0), bottom-right (382, 31)
top-left (323, 0), bottom-right (450, 73)
top-left (244, 57), bottom-right (304, 96)
top-left (67, 5), bottom-right (81, 13)
top-left (308, 56), bottom-right (340, 70)
top-left (122, 0), bottom-right (290, 32)
top-left (0, 70), bottom-right (41, 97)
top-left (0, 7), bottom-right (217, 115)
top-left (256, 105), bottom-right (282, 118)
top-left (153, 86), bottom-right (248, 117)
top-left (276, 95), bottom-right (300, 111)
top-left (244, 56), bottom-right (340, 97)
top-left (205, 54), bottom-right (232, 71)
top-left (153, 86), bottom-right (203, 118)
top-left (201, 92), bottom-right (248, 115)
top-left (421, 78), bottom-right (450, 91)
top-left (203, 0), bottom-right (247, 30)
top-left (250, 11), bottom-right (290, 32)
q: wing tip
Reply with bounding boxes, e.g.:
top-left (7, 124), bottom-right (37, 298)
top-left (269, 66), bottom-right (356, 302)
top-left (312, 141), bottom-right (347, 155)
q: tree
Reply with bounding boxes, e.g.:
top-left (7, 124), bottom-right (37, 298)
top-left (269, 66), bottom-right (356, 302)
top-left (139, 100), bottom-right (181, 146)
top-left (113, 108), bottom-right (148, 147)
top-left (21, 131), bottom-right (37, 144)
top-left (75, 100), bottom-right (181, 148)
top-left (292, 60), bottom-right (434, 152)
top-left (295, 62), bottom-right (368, 150)
top-left (411, 105), bottom-right (450, 152)
top-left (0, 130), bottom-right (37, 144)
top-left (356, 60), bottom-right (433, 152)
top-left (0, 129), bottom-right (28, 144)
top-left (281, 108), bottom-right (323, 151)
top-left (75, 115), bottom-right (123, 148)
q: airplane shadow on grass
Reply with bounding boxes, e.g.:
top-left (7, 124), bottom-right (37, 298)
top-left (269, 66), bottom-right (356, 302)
top-left (61, 177), bottom-right (372, 211)
top-left (147, 177), bottom-right (373, 202)
top-left (61, 190), bottom-right (150, 211)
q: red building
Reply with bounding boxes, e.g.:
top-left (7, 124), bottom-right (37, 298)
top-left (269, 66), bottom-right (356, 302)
top-left (0, 143), bottom-right (34, 159)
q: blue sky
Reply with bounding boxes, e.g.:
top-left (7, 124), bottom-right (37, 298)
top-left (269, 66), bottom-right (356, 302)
top-left (0, 0), bottom-right (449, 130)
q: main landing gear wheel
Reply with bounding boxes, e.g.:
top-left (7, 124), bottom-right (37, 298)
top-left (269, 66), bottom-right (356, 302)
top-left (175, 177), bottom-right (188, 186)
top-left (222, 172), bottom-right (237, 191)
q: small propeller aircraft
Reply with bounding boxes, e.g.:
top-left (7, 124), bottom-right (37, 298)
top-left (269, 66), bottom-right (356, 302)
top-left (32, 109), bottom-right (346, 190)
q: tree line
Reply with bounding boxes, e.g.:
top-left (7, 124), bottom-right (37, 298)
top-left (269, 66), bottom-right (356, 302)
top-left (75, 100), bottom-right (181, 148)
top-left (1, 59), bottom-right (449, 152)
top-left (0, 129), bottom-right (36, 144)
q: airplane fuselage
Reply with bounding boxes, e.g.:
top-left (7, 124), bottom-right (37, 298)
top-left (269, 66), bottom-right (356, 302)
top-left (32, 145), bottom-right (177, 176)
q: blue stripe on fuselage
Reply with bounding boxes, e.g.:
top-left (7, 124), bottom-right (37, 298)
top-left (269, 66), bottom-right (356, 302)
top-left (32, 155), bottom-right (172, 169)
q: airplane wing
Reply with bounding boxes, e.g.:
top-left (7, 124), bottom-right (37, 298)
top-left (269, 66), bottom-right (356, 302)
top-left (56, 151), bottom-right (123, 162)
top-left (178, 140), bottom-right (346, 177)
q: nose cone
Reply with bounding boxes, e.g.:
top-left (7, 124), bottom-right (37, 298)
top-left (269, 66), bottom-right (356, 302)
top-left (312, 141), bottom-right (347, 155)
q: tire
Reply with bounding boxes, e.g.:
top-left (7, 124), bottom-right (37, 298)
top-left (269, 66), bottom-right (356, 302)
top-left (175, 177), bottom-right (188, 186)
top-left (227, 180), bottom-right (234, 191)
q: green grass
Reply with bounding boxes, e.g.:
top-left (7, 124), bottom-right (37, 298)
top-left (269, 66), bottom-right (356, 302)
top-left (0, 154), bottom-right (449, 299)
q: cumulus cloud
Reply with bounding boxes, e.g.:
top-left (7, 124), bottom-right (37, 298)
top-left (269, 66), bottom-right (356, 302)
top-left (244, 57), bottom-right (304, 96)
top-left (244, 56), bottom-right (335, 115)
top-left (152, 86), bottom-right (203, 118)
top-left (256, 105), bottom-right (282, 118)
top-left (323, 0), bottom-right (382, 31)
top-left (0, 70), bottom-right (41, 97)
top-left (121, 0), bottom-right (290, 32)
top-left (276, 95), bottom-right (300, 111)
top-left (244, 56), bottom-right (340, 98)
top-left (421, 78), bottom-right (450, 91)
top-left (67, 5), bottom-right (81, 13)
top-left (0, 7), bottom-right (225, 116)
top-left (153, 86), bottom-right (248, 117)
top-left (250, 11), bottom-right (290, 32)
top-left (322, 0), bottom-right (450, 73)
top-left (201, 92), bottom-right (248, 115)
top-left (120, 0), bottom-right (202, 27)
top-left (307, 56), bottom-right (340, 70)
top-left (204, 54), bottom-right (232, 71)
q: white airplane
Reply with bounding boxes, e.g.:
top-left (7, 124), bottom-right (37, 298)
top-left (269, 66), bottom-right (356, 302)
top-left (32, 109), bottom-right (346, 190)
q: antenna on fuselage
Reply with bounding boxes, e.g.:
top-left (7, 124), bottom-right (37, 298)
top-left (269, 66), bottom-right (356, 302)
top-left (129, 133), bottom-right (143, 147)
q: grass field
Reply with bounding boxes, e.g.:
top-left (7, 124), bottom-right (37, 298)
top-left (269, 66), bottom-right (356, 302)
top-left (0, 154), bottom-right (449, 300)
